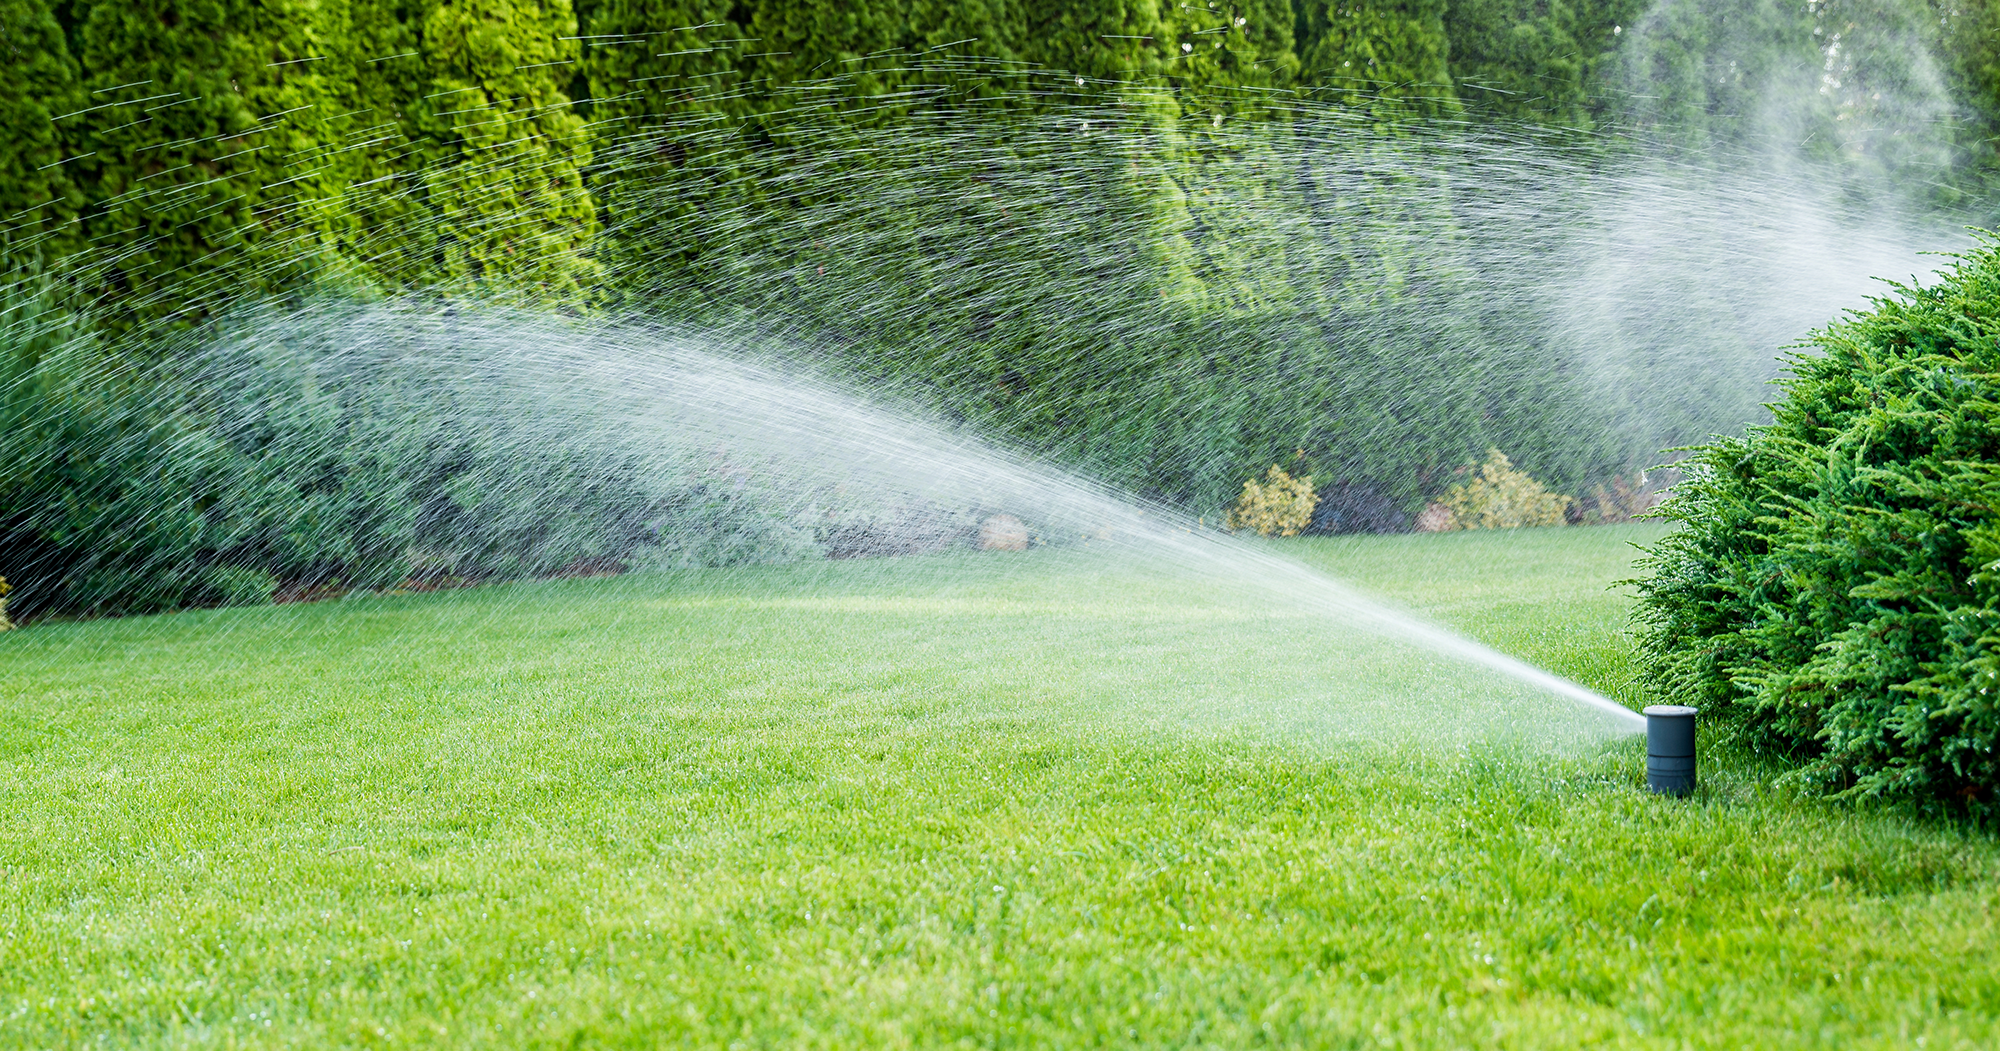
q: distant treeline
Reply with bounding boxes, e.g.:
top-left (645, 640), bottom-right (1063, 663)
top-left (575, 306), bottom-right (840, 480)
top-left (2, 0), bottom-right (1997, 543)
top-left (0, 0), bottom-right (1638, 300)
top-left (10, 0), bottom-right (1996, 290)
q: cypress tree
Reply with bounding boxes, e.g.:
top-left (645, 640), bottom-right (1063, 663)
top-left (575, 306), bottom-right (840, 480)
top-left (12, 0), bottom-right (598, 314)
top-left (1442, 0), bottom-right (1639, 128)
top-left (1161, 0), bottom-right (1299, 98)
top-left (326, 0), bottom-right (598, 297)
top-left (1293, 0), bottom-right (1457, 116)
top-left (408, 0), bottom-right (596, 295)
top-left (0, 0), bottom-right (85, 261)
top-left (54, 0), bottom-right (347, 324)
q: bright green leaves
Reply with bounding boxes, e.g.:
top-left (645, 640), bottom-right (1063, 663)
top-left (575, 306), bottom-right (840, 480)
top-left (2, 0), bottom-right (602, 316)
top-left (1635, 235), bottom-right (2000, 810)
top-left (407, 0), bottom-right (598, 296)
top-left (0, 0), bottom-right (86, 254)
top-left (1162, 0), bottom-right (1299, 99)
top-left (52, 0), bottom-right (346, 321)
top-left (326, 0), bottom-right (599, 298)
top-left (1292, 0), bottom-right (1455, 118)
top-left (1442, 0), bottom-right (1638, 128)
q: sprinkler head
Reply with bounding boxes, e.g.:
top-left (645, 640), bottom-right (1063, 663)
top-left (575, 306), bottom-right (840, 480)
top-left (1643, 705), bottom-right (1698, 797)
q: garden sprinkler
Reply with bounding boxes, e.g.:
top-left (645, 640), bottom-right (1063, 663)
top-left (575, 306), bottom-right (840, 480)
top-left (1642, 705), bottom-right (1698, 796)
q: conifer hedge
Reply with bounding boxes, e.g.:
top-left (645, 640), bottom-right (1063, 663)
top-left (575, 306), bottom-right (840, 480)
top-left (1292, 0), bottom-right (1453, 115)
top-left (10, 0), bottom-right (2000, 625)
top-left (56, 0), bottom-right (349, 318)
top-left (336, 0), bottom-right (598, 296)
top-left (0, 0), bottom-right (83, 255)
top-left (1443, 0), bottom-right (1639, 127)
top-left (1634, 237), bottom-right (2000, 810)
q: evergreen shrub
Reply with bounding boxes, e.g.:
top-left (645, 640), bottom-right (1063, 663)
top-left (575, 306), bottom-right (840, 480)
top-left (0, 279), bottom-right (246, 619)
top-left (1634, 238), bottom-right (2000, 808)
top-left (1, 289), bottom-right (820, 621)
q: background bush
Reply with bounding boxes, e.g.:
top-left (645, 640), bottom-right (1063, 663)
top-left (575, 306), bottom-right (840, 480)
top-left (1227, 465), bottom-right (1317, 537)
top-left (0, 277), bottom-right (242, 619)
top-left (1633, 237), bottom-right (2000, 810)
top-left (0, 290), bottom-right (813, 621)
top-left (1435, 449), bottom-right (1573, 530)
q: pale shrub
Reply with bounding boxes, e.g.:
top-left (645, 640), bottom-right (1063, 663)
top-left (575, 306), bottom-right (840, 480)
top-left (1227, 466), bottom-right (1316, 537)
top-left (1437, 449), bottom-right (1572, 530)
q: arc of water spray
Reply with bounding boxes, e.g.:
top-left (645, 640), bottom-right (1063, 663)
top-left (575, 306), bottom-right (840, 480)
top-left (309, 304), bottom-right (1648, 736)
top-left (1067, 501), bottom-right (1651, 735)
top-left (694, 343), bottom-right (1651, 734)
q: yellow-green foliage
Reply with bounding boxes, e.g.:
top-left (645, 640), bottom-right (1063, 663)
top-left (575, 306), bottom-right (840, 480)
top-left (0, 576), bottom-right (12, 630)
top-left (1227, 465), bottom-right (1316, 537)
top-left (1439, 449), bottom-right (1571, 530)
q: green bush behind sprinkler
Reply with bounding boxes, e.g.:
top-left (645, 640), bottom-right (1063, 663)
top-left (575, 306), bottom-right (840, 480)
top-left (1633, 233), bottom-right (2000, 812)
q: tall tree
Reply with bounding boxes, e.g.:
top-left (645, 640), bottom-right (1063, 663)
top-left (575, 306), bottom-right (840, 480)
top-left (0, 0), bottom-right (85, 260)
top-left (1442, 0), bottom-right (1640, 128)
top-left (52, 0), bottom-right (347, 323)
top-left (326, 0), bottom-right (598, 297)
top-left (1293, 0), bottom-right (1457, 116)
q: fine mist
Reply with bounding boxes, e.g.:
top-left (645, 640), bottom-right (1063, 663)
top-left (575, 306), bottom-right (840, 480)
top-left (578, 88), bottom-right (1960, 512)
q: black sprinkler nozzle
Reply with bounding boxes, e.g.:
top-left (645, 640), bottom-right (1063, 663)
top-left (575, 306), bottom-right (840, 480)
top-left (1643, 704), bottom-right (1698, 796)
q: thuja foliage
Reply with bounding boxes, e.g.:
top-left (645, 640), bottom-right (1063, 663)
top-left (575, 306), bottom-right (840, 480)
top-left (1292, 0), bottom-right (1454, 117)
top-left (2, 0), bottom-right (1723, 296)
top-left (0, 0), bottom-right (82, 252)
top-left (0, 0), bottom-right (600, 323)
top-left (327, 0), bottom-right (599, 295)
top-left (1443, 0), bottom-right (1640, 128)
top-left (44, 0), bottom-right (351, 320)
top-left (1634, 238), bottom-right (2000, 809)
top-left (583, 90), bottom-right (1618, 516)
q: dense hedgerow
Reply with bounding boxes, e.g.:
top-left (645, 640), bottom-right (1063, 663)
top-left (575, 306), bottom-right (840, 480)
top-left (0, 289), bottom-right (811, 621)
top-left (1633, 237), bottom-right (2000, 809)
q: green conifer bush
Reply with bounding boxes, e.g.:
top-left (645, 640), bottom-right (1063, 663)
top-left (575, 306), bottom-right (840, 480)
top-left (1292, 0), bottom-right (1456, 116)
top-left (312, 0), bottom-right (599, 297)
top-left (55, 0), bottom-right (349, 321)
top-left (0, 0), bottom-right (85, 256)
top-left (1443, 0), bottom-right (1640, 128)
top-left (1634, 236), bottom-right (2000, 809)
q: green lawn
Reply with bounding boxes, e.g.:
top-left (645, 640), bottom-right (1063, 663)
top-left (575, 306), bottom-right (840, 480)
top-left (3, 524), bottom-right (1997, 1048)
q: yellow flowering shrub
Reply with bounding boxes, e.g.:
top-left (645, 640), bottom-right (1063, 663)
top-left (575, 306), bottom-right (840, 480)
top-left (0, 576), bottom-right (12, 631)
top-left (1226, 466), bottom-right (1316, 537)
top-left (1438, 449), bottom-right (1572, 530)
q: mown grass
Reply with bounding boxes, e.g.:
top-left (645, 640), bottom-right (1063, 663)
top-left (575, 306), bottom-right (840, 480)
top-left (2, 524), bottom-right (1997, 1049)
